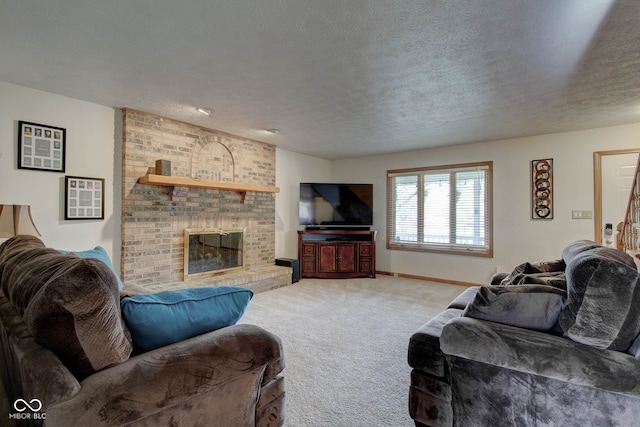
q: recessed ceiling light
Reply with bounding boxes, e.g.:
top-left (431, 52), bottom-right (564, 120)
top-left (266, 129), bottom-right (280, 134)
top-left (196, 107), bottom-right (212, 116)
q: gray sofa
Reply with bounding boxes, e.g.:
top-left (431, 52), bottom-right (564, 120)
top-left (0, 235), bottom-right (285, 426)
top-left (409, 240), bottom-right (640, 426)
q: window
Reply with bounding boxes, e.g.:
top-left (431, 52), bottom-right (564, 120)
top-left (387, 161), bottom-right (493, 257)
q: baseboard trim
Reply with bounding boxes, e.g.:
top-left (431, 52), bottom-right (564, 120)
top-left (376, 270), bottom-right (481, 287)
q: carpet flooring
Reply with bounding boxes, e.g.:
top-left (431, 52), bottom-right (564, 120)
top-left (0, 276), bottom-right (466, 427)
top-left (239, 276), bottom-right (467, 427)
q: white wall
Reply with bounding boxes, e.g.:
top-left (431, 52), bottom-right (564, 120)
top-left (326, 123), bottom-right (640, 285)
top-left (274, 148), bottom-right (331, 258)
top-left (0, 82), bottom-right (119, 266)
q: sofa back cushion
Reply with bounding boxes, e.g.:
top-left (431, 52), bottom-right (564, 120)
top-left (562, 239), bottom-right (637, 270)
top-left (0, 235), bottom-right (46, 279)
top-left (56, 246), bottom-right (124, 290)
top-left (0, 236), bottom-right (132, 379)
top-left (463, 284), bottom-right (566, 331)
top-left (559, 252), bottom-right (640, 351)
top-left (497, 260), bottom-right (566, 289)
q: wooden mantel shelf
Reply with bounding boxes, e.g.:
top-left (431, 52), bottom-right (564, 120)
top-left (138, 174), bottom-right (279, 202)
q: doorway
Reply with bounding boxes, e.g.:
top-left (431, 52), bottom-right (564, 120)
top-left (594, 149), bottom-right (640, 245)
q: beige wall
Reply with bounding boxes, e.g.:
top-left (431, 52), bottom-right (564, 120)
top-left (274, 148), bottom-right (331, 259)
top-left (274, 124), bottom-right (640, 285)
top-left (0, 82), bottom-right (118, 258)
top-left (326, 124), bottom-right (640, 284)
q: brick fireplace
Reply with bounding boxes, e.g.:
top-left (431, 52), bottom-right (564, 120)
top-left (121, 109), bottom-right (290, 291)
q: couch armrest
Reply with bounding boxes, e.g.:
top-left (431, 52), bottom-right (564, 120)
top-left (440, 317), bottom-right (640, 396)
top-left (45, 324), bottom-right (284, 427)
top-left (0, 292), bottom-right (82, 410)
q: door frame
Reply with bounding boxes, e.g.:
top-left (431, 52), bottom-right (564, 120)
top-left (593, 148), bottom-right (640, 244)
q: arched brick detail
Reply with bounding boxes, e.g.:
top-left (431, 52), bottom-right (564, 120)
top-left (190, 135), bottom-right (235, 182)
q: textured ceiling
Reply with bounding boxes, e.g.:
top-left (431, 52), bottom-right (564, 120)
top-left (1, 0), bottom-right (639, 160)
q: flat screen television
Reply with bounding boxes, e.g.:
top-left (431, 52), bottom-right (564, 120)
top-left (299, 183), bottom-right (373, 227)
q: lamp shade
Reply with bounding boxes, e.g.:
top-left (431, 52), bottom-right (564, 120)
top-left (0, 205), bottom-right (41, 238)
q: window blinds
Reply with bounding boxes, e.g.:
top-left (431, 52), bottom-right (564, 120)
top-left (387, 162), bottom-right (492, 256)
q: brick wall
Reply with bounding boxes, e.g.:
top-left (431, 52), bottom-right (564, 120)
top-left (121, 109), bottom-right (277, 287)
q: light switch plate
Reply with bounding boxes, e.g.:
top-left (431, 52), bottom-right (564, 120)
top-left (572, 210), bottom-right (593, 219)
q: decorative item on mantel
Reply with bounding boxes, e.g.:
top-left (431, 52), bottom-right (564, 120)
top-left (0, 205), bottom-right (41, 237)
top-left (155, 160), bottom-right (171, 176)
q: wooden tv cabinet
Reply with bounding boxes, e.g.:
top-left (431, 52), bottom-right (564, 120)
top-left (297, 230), bottom-right (376, 279)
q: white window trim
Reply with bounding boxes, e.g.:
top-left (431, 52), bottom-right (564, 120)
top-left (386, 161), bottom-right (493, 257)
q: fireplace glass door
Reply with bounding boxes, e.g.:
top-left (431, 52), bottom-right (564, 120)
top-left (184, 228), bottom-right (244, 279)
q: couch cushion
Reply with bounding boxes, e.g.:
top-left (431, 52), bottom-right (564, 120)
top-left (559, 252), bottom-right (640, 351)
top-left (462, 285), bottom-right (566, 331)
top-left (0, 235), bottom-right (46, 282)
top-left (1, 238), bottom-right (132, 379)
top-left (498, 260), bottom-right (566, 289)
top-left (442, 316), bottom-right (640, 396)
top-left (57, 246), bottom-right (124, 290)
top-left (562, 240), bottom-right (636, 270)
top-left (121, 286), bottom-right (254, 352)
top-left (0, 234), bottom-right (44, 257)
top-left (562, 240), bottom-right (602, 264)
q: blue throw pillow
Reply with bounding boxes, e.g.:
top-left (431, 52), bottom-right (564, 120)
top-left (120, 286), bottom-right (254, 352)
top-left (57, 246), bottom-right (124, 290)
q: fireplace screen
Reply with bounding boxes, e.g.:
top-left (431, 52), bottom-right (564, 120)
top-left (184, 228), bottom-right (244, 279)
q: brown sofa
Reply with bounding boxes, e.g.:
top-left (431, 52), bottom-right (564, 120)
top-left (0, 235), bottom-right (285, 426)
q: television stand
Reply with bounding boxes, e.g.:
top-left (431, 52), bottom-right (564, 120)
top-left (298, 230), bottom-right (376, 279)
top-left (305, 225), bottom-right (371, 231)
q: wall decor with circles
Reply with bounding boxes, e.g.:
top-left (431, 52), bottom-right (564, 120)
top-left (531, 158), bottom-right (553, 220)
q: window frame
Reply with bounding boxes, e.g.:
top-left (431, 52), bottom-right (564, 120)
top-left (386, 161), bottom-right (493, 257)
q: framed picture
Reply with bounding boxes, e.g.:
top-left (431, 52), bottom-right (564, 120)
top-left (18, 121), bottom-right (66, 172)
top-left (531, 158), bottom-right (553, 220)
top-left (65, 176), bottom-right (104, 220)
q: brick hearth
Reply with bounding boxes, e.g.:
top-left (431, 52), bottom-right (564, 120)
top-left (145, 264), bottom-right (291, 294)
top-left (121, 109), bottom-right (289, 291)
